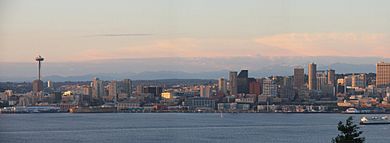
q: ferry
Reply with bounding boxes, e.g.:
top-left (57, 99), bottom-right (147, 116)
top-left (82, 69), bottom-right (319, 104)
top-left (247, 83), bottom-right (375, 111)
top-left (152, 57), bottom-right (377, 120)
top-left (360, 116), bottom-right (390, 125)
top-left (343, 107), bottom-right (386, 114)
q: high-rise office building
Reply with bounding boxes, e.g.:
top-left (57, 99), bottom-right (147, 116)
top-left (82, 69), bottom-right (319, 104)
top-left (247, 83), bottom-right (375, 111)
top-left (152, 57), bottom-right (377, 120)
top-left (280, 76), bottom-right (294, 100)
top-left (293, 67), bottom-right (304, 89)
top-left (122, 79), bottom-right (132, 96)
top-left (352, 73), bottom-right (367, 88)
top-left (228, 71), bottom-right (238, 95)
top-left (248, 78), bottom-right (261, 95)
top-left (82, 85), bottom-right (92, 96)
top-left (237, 70), bottom-right (249, 94)
top-left (108, 80), bottom-right (118, 101)
top-left (143, 86), bottom-right (163, 97)
top-left (200, 85), bottom-right (211, 98)
top-left (376, 62), bottom-right (390, 88)
top-left (218, 78), bottom-right (227, 95)
top-left (136, 85), bottom-right (144, 95)
top-left (92, 77), bottom-right (104, 99)
top-left (261, 78), bottom-right (277, 96)
top-left (308, 63), bottom-right (317, 90)
top-left (47, 80), bottom-right (53, 88)
top-left (316, 71), bottom-right (328, 91)
top-left (327, 69), bottom-right (336, 86)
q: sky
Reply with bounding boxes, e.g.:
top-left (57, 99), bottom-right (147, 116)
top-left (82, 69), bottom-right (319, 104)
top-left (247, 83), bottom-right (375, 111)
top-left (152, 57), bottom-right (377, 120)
top-left (0, 0), bottom-right (389, 63)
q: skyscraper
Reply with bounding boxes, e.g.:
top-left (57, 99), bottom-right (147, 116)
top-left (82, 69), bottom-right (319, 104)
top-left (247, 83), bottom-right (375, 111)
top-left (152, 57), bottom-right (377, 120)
top-left (261, 78), bottom-right (277, 96)
top-left (47, 80), bottom-right (53, 88)
top-left (293, 67), bottom-right (304, 89)
top-left (92, 77), bottom-right (104, 99)
top-left (376, 62), bottom-right (390, 88)
top-left (237, 70), bottom-right (249, 94)
top-left (352, 73), bottom-right (366, 88)
top-left (308, 63), bottom-right (317, 90)
top-left (280, 76), bottom-right (294, 100)
top-left (327, 69), bottom-right (336, 86)
top-left (108, 80), bottom-right (118, 101)
top-left (143, 86), bottom-right (163, 97)
top-left (200, 85), bottom-right (211, 98)
top-left (218, 78), bottom-right (227, 95)
top-left (248, 78), bottom-right (261, 95)
top-left (228, 71), bottom-right (238, 95)
top-left (122, 79), bottom-right (133, 96)
top-left (316, 71), bottom-right (328, 91)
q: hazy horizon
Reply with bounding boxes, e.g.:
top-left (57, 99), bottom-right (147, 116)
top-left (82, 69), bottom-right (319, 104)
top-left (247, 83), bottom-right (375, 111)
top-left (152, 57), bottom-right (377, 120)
top-left (0, 56), bottom-right (386, 82)
top-left (1, 0), bottom-right (390, 63)
top-left (1, 0), bottom-right (390, 81)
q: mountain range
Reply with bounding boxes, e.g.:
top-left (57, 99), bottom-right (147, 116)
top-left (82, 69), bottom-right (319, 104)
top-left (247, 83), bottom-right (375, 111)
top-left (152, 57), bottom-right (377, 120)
top-left (0, 56), bottom-right (386, 82)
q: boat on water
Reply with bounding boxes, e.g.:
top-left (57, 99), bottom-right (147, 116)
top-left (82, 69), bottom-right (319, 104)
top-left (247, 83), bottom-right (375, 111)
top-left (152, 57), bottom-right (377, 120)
top-left (360, 116), bottom-right (390, 125)
top-left (343, 107), bottom-right (386, 114)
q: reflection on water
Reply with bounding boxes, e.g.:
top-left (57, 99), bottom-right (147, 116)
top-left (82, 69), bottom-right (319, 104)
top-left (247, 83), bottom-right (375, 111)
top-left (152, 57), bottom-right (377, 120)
top-left (1, 113), bottom-right (389, 143)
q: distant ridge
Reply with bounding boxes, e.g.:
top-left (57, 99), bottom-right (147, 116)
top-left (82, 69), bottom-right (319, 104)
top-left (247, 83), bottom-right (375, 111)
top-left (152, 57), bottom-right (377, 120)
top-left (0, 56), bottom-right (385, 82)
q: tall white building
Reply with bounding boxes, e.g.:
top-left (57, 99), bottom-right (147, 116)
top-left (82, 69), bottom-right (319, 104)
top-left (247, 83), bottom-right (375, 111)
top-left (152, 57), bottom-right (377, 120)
top-left (261, 78), bottom-right (277, 96)
top-left (47, 80), bottom-right (53, 88)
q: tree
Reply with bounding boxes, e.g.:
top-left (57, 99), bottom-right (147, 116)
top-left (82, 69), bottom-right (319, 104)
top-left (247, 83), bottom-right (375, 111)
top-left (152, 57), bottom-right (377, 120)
top-left (332, 116), bottom-right (365, 143)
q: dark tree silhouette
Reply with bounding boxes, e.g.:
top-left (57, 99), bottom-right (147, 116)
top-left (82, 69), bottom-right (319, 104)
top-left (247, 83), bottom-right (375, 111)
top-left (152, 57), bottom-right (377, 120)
top-left (332, 116), bottom-right (365, 143)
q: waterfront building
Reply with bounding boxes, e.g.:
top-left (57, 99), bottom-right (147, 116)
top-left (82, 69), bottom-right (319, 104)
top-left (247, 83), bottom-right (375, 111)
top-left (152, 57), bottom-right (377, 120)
top-left (185, 97), bottom-right (216, 110)
top-left (376, 62), bottom-right (390, 88)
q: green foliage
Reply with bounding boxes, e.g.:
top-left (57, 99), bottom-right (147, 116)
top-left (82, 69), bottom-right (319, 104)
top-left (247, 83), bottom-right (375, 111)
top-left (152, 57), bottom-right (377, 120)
top-left (332, 116), bottom-right (365, 143)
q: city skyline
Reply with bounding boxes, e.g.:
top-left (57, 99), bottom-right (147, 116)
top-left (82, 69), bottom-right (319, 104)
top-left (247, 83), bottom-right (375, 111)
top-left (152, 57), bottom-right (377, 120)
top-left (2, 1), bottom-right (390, 143)
top-left (1, 0), bottom-right (390, 63)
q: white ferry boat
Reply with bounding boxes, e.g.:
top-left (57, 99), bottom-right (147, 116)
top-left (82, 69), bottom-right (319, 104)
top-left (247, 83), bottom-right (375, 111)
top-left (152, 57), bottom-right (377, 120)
top-left (360, 116), bottom-right (390, 125)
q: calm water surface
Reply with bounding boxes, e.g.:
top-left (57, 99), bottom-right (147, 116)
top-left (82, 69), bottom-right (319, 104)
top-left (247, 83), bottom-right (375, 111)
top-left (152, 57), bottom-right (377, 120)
top-left (1, 113), bottom-right (389, 143)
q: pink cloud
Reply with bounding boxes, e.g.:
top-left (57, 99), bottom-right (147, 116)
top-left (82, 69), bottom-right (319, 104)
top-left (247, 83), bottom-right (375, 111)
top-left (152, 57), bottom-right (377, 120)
top-left (254, 33), bottom-right (390, 57)
top-left (68, 33), bottom-right (390, 61)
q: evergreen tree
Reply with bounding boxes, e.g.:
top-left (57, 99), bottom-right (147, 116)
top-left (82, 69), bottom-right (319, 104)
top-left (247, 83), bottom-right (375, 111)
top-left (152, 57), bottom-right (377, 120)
top-left (332, 116), bottom-right (365, 143)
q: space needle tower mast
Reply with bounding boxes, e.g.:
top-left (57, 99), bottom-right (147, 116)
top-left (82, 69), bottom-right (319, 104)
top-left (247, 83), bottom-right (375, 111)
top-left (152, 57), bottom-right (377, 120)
top-left (35, 55), bottom-right (44, 81)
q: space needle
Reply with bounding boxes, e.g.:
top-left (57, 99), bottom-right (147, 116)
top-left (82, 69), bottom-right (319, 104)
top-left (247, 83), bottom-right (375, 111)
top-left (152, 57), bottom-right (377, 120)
top-left (35, 55), bottom-right (44, 81)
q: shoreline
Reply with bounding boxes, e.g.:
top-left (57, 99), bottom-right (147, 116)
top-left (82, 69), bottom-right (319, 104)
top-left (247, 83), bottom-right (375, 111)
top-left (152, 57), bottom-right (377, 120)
top-left (2, 111), bottom-right (390, 114)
